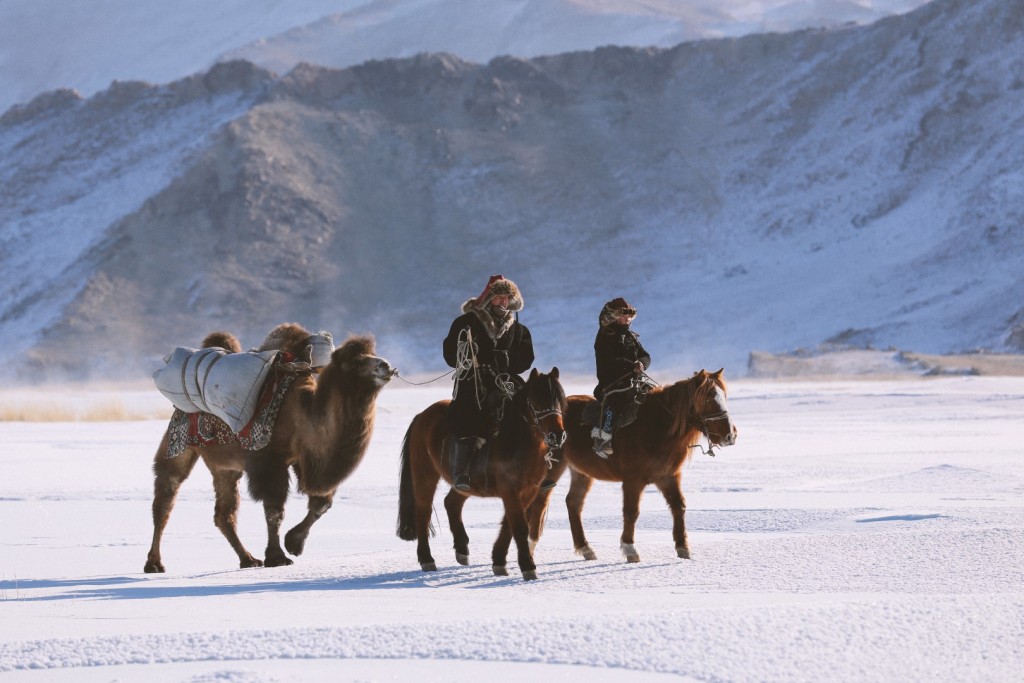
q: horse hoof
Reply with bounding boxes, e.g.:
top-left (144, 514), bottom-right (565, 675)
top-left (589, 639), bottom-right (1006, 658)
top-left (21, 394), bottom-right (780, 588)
top-left (492, 565), bottom-right (509, 576)
top-left (522, 570), bottom-right (538, 581)
top-left (420, 562), bottom-right (437, 572)
top-left (143, 561), bottom-right (165, 573)
top-left (455, 553), bottom-right (470, 566)
top-left (676, 545), bottom-right (691, 559)
top-left (575, 545), bottom-right (597, 561)
top-left (240, 557), bottom-right (264, 569)
top-left (625, 555), bottom-right (641, 563)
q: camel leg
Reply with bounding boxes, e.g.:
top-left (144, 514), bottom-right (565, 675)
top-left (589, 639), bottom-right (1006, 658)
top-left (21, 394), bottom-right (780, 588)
top-left (284, 493), bottom-right (334, 557)
top-left (144, 448), bottom-right (199, 573)
top-left (655, 474), bottom-right (690, 559)
top-left (620, 478), bottom-right (646, 563)
top-left (566, 470), bottom-right (597, 560)
top-left (211, 469), bottom-right (263, 569)
top-left (444, 488), bottom-right (471, 565)
top-left (261, 496), bottom-right (293, 568)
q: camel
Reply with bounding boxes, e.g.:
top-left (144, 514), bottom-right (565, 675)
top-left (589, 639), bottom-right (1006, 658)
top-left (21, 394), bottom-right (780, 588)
top-left (144, 328), bottom-right (395, 572)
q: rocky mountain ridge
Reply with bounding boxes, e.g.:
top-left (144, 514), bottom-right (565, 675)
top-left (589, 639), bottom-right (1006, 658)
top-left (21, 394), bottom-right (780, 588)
top-left (1, 0), bottom-right (1022, 382)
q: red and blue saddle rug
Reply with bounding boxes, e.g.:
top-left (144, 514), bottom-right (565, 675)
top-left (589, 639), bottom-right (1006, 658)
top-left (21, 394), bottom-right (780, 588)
top-left (164, 371), bottom-right (300, 458)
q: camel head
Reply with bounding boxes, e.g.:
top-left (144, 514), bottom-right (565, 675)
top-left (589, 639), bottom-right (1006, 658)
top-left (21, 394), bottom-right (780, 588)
top-left (328, 335), bottom-right (397, 388)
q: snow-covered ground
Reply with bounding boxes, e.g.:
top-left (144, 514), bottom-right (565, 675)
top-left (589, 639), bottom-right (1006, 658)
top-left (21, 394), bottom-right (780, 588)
top-left (2, 376), bottom-right (1022, 680)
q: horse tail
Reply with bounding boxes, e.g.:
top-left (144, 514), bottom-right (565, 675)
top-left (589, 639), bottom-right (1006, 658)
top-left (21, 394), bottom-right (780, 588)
top-left (396, 421), bottom-right (418, 540)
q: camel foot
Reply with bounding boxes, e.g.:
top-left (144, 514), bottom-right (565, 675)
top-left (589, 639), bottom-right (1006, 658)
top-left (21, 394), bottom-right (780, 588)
top-left (522, 569), bottom-right (538, 581)
top-left (420, 562), bottom-right (437, 572)
top-left (263, 554), bottom-right (292, 568)
top-left (284, 528), bottom-right (307, 556)
top-left (143, 560), bottom-right (165, 573)
top-left (455, 552), bottom-right (470, 566)
top-left (575, 545), bottom-right (597, 561)
top-left (239, 556), bottom-right (264, 569)
top-left (676, 544), bottom-right (691, 559)
top-left (492, 564), bottom-right (509, 577)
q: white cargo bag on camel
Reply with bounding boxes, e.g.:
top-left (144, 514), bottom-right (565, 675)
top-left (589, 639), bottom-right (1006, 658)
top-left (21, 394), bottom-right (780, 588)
top-left (153, 347), bottom-right (281, 433)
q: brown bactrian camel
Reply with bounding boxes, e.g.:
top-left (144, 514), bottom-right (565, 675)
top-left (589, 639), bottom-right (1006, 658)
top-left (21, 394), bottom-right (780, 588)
top-left (144, 327), bottom-right (396, 572)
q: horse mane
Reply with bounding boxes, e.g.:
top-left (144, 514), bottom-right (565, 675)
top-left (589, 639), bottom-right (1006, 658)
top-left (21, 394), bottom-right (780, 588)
top-left (200, 331), bottom-right (241, 353)
top-left (652, 370), bottom-right (726, 456)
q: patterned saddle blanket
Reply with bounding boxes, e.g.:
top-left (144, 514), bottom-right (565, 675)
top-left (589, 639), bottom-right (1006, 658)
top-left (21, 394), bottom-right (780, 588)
top-left (165, 371), bottom-right (299, 458)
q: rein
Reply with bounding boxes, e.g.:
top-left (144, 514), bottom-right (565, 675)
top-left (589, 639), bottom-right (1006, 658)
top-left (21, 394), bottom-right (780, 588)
top-left (393, 369), bottom-right (455, 386)
top-left (523, 376), bottom-right (566, 468)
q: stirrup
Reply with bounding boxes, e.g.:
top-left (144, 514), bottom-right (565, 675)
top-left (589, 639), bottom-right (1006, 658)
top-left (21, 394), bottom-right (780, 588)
top-left (454, 473), bottom-right (471, 491)
top-left (593, 438), bottom-right (612, 459)
top-left (539, 479), bottom-right (557, 492)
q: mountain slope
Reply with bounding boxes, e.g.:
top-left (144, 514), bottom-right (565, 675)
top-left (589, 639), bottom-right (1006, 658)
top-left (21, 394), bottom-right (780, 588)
top-left (2, 0), bottom-right (1021, 381)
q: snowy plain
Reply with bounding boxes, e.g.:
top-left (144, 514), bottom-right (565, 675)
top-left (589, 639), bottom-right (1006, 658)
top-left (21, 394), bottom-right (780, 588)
top-left (1, 375), bottom-right (1022, 681)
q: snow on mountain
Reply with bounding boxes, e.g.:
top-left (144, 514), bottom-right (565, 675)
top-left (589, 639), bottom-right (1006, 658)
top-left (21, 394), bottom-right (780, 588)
top-left (2, 0), bottom-right (1021, 383)
top-left (0, 1), bottom-right (930, 116)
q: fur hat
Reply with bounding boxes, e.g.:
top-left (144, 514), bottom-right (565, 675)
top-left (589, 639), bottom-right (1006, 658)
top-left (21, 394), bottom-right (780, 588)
top-left (599, 297), bottom-right (637, 327)
top-left (462, 275), bottom-right (524, 314)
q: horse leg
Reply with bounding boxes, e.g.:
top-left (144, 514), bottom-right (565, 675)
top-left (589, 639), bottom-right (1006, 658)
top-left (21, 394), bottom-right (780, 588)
top-left (620, 478), bottom-right (646, 563)
top-left (414, 468), bottom-right (441, 572)
top-left (491, 514), bottom-right (513, 576)
top-left (655, 474), bottom-right (690, 559)
top-left (144, 447), bottom-right (199, 573)
top-left (500, 494), bottom-right (537, 581)
top-left (211, 469), bottom-right (263, 569)
top-left (566, 470), bottom-right (597, 560)
top-left (443, 489), bottom-right (471, 565)
top-left (528, 458), bottom-right (567, 552)
top-left (284, 493), bottom-right (334, 557)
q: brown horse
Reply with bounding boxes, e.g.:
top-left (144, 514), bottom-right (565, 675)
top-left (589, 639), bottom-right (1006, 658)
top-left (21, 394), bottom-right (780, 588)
top-left (397, 368), bottom-right (567, 580)
top-left (527, 369), bottom-right (737, 563)
top-left (144, 334), bottom-right (395, 572)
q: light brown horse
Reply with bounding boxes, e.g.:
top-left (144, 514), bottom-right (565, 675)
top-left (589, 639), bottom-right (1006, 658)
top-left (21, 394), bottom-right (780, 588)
top-left (144, 334), bottom-right (395, 572)
top-left (397, 368), bottom-right (567, 580)
top-left (527, 369), bottom-right (737, 563)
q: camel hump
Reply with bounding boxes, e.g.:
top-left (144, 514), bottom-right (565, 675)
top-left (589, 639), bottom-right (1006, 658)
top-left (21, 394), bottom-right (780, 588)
top-left (201, 331), bottom-right (241, 353)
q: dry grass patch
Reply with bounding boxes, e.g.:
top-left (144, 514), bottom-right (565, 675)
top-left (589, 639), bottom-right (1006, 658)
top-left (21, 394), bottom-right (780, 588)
top-left (0, 388), bottom-right (173, 422)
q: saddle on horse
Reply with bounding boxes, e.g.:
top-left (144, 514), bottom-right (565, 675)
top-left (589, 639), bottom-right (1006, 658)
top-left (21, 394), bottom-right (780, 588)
top-left (585, 375), bottom-right (655, 457)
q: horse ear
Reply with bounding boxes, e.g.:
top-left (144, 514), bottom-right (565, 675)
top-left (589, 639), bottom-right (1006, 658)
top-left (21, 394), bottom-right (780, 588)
top-left (550, 367), bottom-right (559, 379)
top-left (529, 368), bottom-right (539, 380)
top-left (713, 368), bottom-right (724, 377)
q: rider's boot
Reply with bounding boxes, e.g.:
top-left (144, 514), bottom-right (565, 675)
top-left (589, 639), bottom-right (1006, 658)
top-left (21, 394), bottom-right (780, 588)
top-left (452, 436), bottom-right (480, 491)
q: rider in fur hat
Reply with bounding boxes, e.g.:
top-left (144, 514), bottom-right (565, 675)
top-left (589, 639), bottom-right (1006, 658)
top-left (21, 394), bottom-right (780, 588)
top-left (592, 297), bottom-right (651, 457)
top-left (442, 275), bottom-right (535, 491)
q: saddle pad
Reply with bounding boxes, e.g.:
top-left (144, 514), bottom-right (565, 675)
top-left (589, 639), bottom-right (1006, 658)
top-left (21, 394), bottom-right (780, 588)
top-left (164, 371), bottom-right (299, 458)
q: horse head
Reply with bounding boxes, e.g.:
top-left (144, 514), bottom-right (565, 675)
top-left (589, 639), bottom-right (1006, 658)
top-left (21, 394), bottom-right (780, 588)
top-left (324, 335), bottom-right (397, 388)
top-left (691, 369), bottom-right (737, 448)
top-left (524, 367), bottom-right (568, 452)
